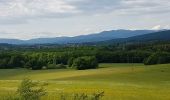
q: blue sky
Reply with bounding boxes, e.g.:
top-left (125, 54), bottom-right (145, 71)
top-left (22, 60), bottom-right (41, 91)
top-left (0, 0), bottom-right (170, 39)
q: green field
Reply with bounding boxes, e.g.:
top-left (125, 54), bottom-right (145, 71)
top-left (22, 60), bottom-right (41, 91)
top-left (0, 63), bottom-right (170, 100)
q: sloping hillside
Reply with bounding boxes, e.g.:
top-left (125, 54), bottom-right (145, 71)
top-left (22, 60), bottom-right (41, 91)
top-left (95, 30), bottom-right (170, 45)
top-left (0, 30), bottom-right (154, 44)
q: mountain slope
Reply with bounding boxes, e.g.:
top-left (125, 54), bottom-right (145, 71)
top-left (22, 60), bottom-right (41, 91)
top-left (97, 30), bottom-right (170, 45)
top-left (26, 30), bottom-right (154, 44)
top-left (126, 30), bottom-right (170, 42)
top-left (0, 39), bottom-right (24, 44)
top-left (0, 30), bottom-right (155, 44)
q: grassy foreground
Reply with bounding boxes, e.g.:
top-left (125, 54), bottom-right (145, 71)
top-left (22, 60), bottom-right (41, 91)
top-left (0, 63), bottom-right (170, 100)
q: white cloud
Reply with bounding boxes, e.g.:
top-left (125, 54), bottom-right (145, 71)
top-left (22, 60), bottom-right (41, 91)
top-left (116, 0), bottom-right (170, 15)
top-left (0, 0), bottom-right (169, 25)
top-left (151, 25), bottom-right (170, 30)
top-left (0, 31), bottom-right (60, 40)
top-left (0, 0), bottom-right (78, 18)
top-left (164, 25), bottom-right (170, 29)
top-left (152, 25), bottom-right (161, 30)
top-left (0, 0), bottom-right (170, 19)
top-left (0, 0), bottom-right (170, 39)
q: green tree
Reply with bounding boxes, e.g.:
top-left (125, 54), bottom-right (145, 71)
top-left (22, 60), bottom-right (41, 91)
top-left (17, 78), bottom-right (47, 100)
top-left (67, 57), bottom-right (74, 67)
top-left (144, 52), bottom-right (170, 65)
top-left (72, 56), bottom-right (98, 70)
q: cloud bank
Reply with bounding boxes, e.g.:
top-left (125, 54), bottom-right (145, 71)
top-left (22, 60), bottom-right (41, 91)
top-left (0, 0), bottom-right (170, 24)
top-left (0, 0), bottom-right (170, 39)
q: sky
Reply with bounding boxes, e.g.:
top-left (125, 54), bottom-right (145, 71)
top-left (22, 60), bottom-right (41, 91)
top-left (0, 0), bottom-right (170, 40)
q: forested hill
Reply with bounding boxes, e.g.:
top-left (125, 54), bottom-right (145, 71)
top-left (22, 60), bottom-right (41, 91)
top-left (0, 39), bottom-right (24, 44)
top-left (126, 30), bottom-right (170, 42)
top-left (0, 30), bottom-right (169, 45)
top-left (93, 30), bottom-right (170, 45)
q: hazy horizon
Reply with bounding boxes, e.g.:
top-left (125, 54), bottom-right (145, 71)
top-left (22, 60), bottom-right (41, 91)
top-left (0, 0), bottom-right (170, 39)
top-left (0, 29), bottom-right (163, 40)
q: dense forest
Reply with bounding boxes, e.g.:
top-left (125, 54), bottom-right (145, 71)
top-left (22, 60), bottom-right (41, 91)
top-left (0, 41), bottom-right (170, 70)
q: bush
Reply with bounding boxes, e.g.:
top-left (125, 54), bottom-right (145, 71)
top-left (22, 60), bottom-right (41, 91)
top-left (72, 56), bottom-right (98, 70)
top-left (144, 52), bottom-right (170, 65)
top-left (25, 58), bottom-right (46, 70)
top-left (60, 91), bottom-right (104, 100)
top-left (3, 78), bottom-right (47, 100)
top-left (17, 78), bottom-right (47, 100)
top-left (47, 64), bottom-right (66, 69)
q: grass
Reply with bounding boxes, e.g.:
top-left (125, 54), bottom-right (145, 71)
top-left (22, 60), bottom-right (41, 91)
top-left (0, 63), bottom-right (170, 100)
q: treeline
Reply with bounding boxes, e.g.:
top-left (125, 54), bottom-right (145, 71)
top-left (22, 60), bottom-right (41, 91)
top-left (144, 52), bottom-right (170, 65)
top-left (0, 42), bottom-right (170, 70)
top-left (0, 50), bottom-right (169, 70)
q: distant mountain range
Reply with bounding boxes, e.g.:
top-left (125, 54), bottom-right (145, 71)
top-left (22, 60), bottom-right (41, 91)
top-left (126, 30), bottom-right (170, 42)
top-left (0, 29), bottom-right (170, 45)
top-left (94, 30), bottom-right (170, 45)
top-left (0, 30), bottom-right (157, 44)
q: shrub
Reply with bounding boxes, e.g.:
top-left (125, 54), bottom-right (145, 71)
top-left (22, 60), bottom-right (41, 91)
top-left (47, 64), bottom-right (66, 69)
top-left (60, 91), bottom-right (104, 100)
top-left (72, 56), bottom-right (98, 70)
top-left (25, 58), bottom-right (46, 70)
top-left (3, 78), bottom-right (47, 100)
top-left (17, 78), bottom-right (47, 100)
top-left (92, 91), bottom-right (104, 100)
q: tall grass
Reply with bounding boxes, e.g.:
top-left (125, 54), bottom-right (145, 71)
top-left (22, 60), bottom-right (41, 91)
top-left (2, 78), bottom-right (104, 100)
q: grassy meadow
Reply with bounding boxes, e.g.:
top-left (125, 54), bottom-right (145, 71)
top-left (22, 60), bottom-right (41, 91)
top-left (0, 63), bottom-right (170, 100)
